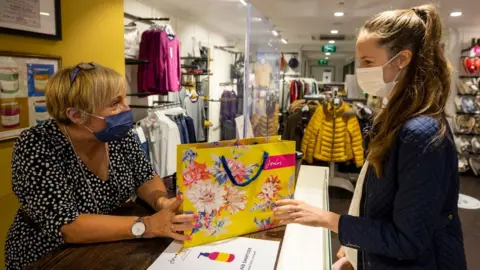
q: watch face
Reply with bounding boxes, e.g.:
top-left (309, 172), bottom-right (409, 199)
top-left (132, 222), bottom-right (146, 236)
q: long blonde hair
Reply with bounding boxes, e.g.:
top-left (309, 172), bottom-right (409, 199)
top-left (362, 4), bottom-right (451, 177)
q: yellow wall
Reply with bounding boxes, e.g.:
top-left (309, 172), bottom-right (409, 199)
top-left (0, 0), bottom-right (125, 268)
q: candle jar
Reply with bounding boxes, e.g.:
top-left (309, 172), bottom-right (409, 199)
top-left (34, 99), bottom-right (49, 124)
top-left (34, 68), bottom-right (50, 92)
top-left (0, 66), bottom-right (19, 94)
top-left (0, 102), bottom-right (20, 128)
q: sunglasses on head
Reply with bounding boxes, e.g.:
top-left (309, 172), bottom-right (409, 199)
top-left (70, 62), bottom-right (95, 87)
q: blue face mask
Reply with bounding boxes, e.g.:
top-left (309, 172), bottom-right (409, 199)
top-left (83, 110), bottom-right (134, 142)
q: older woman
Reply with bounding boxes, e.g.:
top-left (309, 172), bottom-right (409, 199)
top-left (5, 63), bottom-right (197, 270)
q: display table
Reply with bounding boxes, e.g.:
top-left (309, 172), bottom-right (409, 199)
top-left (28, 166), bottom-right (330, 270)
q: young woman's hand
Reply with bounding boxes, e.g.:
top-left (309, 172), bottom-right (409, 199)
top-left (273, 199), bottom-right (340, 232)
top-left (332, 257), bottom-right (354, 270)
top-left (144, 198), bottom-right (199, 241)
top-left (337, 246), bottom-right (346, 259)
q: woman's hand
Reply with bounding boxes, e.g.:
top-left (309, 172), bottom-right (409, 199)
top-left (155, 197), bottom-right (177, 211)
top-left (337, 246), bottom-right (346, 260)
top-left (332, 257), bottom-right (354, 270)
top-left (273, 199), bottom-right (340, 232)
top-left (144, 198), bottom-right (199, 241)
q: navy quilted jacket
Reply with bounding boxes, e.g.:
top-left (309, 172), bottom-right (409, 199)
top-left (338, 117), bottom-right (466, 270)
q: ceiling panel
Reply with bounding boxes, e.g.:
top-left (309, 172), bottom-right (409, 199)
top-left (140, 0), bottom-right (480, 60)
top-left (250, 0), bottom-right (480, 59)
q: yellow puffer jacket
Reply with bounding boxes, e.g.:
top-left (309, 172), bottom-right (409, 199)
top-left (301, 102), bottom-right (364, 167)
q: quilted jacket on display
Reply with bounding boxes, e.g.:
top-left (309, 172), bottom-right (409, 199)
top-left (300, 102), bottom-right (364, 167)
top-left (339, 117), bottom-right (466, 270)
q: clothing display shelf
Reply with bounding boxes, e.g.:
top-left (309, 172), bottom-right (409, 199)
top-left (181, 72), bottom-right (212, 76)
top-left (455, 41), bottom-right (480, 175)
top-left (180, 56), bottom-right (210, 61)
top-left (129, 101), bottom-right (180, 109)
top-left (124, 12), bottom-right (170, 25)
top-left (213, 45), bottom-right (241, 55)
top-left (317, 81), bottom-right (346, 85)
top-left (125, 58), bottom-right (148, 65)
top-left (126, 92), bottom-right (166, 97)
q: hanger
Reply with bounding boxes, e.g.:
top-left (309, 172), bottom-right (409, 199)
top-left (165, 24), bottom-right (175, 37)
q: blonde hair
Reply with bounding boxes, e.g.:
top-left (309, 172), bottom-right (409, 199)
top-left (361, 4), bottom-right (451, 177)
top-left (45, 63), bottom-right (125, 125)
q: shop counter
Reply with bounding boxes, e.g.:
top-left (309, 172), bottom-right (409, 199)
top-left (28, 166), bottom-right (331, 270)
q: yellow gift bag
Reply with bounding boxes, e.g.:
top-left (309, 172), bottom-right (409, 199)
top-left (177, 136), bottom-right (296, 247)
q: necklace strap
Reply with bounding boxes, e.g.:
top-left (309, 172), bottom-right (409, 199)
top-left (63, 125), bottom-right (121, 214)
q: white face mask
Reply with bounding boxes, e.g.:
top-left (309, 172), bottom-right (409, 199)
top-left (356, 52), bottom-right (402, 98)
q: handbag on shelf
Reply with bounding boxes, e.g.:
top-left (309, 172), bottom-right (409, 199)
top-left (176, 136), bottom-right (296, 248)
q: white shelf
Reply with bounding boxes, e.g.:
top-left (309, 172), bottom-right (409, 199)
top-left (316, 81), bottom-right (345, 85)
top-left (277, 166), bottom-right (331, 270)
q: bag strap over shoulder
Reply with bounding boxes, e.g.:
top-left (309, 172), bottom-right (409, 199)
top-left (220, 151), bottom-right (269, 187)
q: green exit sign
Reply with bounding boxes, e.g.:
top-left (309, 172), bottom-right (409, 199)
top-left (318, 59), bottom-right (329, 65)
top-left (321, 45), bottom-right (336, 53)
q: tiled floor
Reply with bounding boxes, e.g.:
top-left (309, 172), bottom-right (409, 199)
top-left (329, 175), bottom-right (480, 269)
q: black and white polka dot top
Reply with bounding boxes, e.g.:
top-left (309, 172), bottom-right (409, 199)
top-left (5, 120), bottom-right (155, 270)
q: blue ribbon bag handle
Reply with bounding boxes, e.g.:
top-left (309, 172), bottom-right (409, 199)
top-left (219, 151), bottom-right (269, 187)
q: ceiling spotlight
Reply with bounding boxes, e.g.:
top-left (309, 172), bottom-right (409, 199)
top-left (252, 17), bottom-right (262, 22)
top-left (329, 40), bottom-right (335, 44)
top-left (281, 38), bottom-right (288, 44)
top-left (40, 12), bottom-right (50, 16)
top-left (272, 30), bottom-right (279, 36)
top-left (239, 0), bottom-right (248, 6)
top-left (326, 52), bottom-right (331, 56)
top-left (334, 12), bottom-right (344, 17)
top-left (325, 57), bottom-right (329, 59)
top-left (450, 11), bottom-right (462, 17)
top-left (330, 30), bottom-right (339, 34)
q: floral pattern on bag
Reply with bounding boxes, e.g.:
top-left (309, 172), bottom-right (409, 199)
top-left (209, 154), bottom-right (258, 185)
top-left (187, 181), bottom-right (226, 213)
top-left (183, 149), bottom-right (256, 237)
top-left (254, 217), bottom-right (276, 230)
top-left (221, 184), bottom-right (247, 214)
top-left (181, 144), bottom-right (291, 239)
top-left (250, 175), bottom-right (285, 212)
top-left (184, 161), bottom-right (212, 187)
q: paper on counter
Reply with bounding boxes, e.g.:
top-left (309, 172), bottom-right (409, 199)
top-left (148, 237), bottom-right (280, 270)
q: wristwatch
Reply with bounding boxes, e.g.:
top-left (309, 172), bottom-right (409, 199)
top-left (131, 217), bottom-right (146, 238)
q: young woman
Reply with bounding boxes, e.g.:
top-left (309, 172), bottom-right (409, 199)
top-left (5, 63), bottom-right (197, 270)
top-left (274, 4), bottom-right (466, 270)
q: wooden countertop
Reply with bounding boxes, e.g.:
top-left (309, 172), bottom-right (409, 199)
top-left (28, 201), bottom-right (286, 270)
top-left (29, 165), bottom-right (331, 270)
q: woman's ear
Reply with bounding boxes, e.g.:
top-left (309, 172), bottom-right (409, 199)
top-left (65, 108), bottom-right (86, 125)
top-left (397, 50), bottom-right (413, 69)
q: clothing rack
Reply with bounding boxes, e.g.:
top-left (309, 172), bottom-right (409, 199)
top-left (281, 52), bottom-right (299, 55)
top-left (219, 82), bottom-right (235, 86)
top-left (301, 94), bottom-right (355, 192)
top-left (127, 92), bottom-right (164, 97)
top-left (205, 97), bottom-right (237, 102)
top-left (461, 38), bottom-right (480, 53)
top-left (130, 101), bottom-right (179, 109)
top-left (213, 45), bottom-right (241, 55)
top-left (124, 12), bottom-right (170, 25)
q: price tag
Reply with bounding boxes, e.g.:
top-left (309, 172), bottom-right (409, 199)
top-left (136, 127), bottom-right (147, 143)
top-left (170, 47), bottom-right (173, 58)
